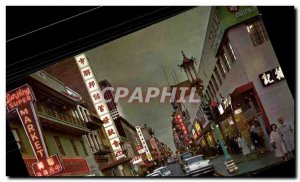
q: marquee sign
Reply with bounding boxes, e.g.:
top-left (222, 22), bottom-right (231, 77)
top-left (6, 84), bottom-right (63, 176)
top-left (259, 66), bottom-right (285, 87)
top-left (75, 54), bottom-right (125, 160)
top-left (130, 155), bottom-right (143, 165)
top-left (135, 125), bottom-right (153, 161)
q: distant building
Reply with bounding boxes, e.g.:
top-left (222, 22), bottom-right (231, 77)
top-left (98, 79), bottom-right (125, 120)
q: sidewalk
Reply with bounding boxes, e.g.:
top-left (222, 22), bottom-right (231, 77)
top-left (211, 151), bottom-right (288, 176)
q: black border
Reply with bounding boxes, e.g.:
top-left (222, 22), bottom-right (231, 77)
top-left (6, 6), bottom-right (296, 178)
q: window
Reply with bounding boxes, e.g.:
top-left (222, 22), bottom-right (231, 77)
top-left (54, 136), bottom-right (65, 156)
top-left (209, 81), bottom-right (216, 96)
top-left (87, 134), bottom-right (96, 152)
top-left (246, 19), bottom-right (269, 46)
top-left (225, 40), bottom-right (237, 62)
top-left (217, 59), bottom-right (226, 79)
top-left (70, 139), bottom-right (79, 156)
top-left (95, 134), bottom-right (103, 149)
top-left (220, 51), bottom-right (231, 72)
top-left (92, 134), bottom-right (100, 150)
top-left (209, 12), bottom-right (220, 47)
top-left (206, 90), bottom-right (212, 101)
top-left (12, 129), bottom-right (25, 153)
top-left (207, 86), bottom-right (214, 101)
top-left (211, 75), bottom-right (219, 91)
top-left (214, 67), bottom-right (222, 85)
top-left (80, 140), bottom-right (89, 156)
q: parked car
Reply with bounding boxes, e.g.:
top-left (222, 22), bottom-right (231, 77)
top-left (183, 155), bottom-right (215, 176)
top-left (179, 151), bottom-right (193, 167)
top-left (153, 166), bottom-right (172, 176)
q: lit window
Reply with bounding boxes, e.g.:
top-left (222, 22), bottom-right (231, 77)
top-left (214, 67), bottom-right (222, 85)
top-left (207, 86), bottom-right (214, 101)
top-left (211, 75), bottom-right (219, 91)
top-left (217, 59), bottom-right (226, 79)
top-left (225, 40), bottom-right (237, 63)
top-left (209, 81), bottom-right (216, 96)
top-left (220, 52), bottom-right (231, 72)
top-left (246, 19), bottom-right (269, 46)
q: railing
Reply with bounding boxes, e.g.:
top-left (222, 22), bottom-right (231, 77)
top-left (35, 104), bottom-right (87, 129)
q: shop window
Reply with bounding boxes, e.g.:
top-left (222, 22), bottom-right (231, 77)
top-left (246, 19), bottom-right (269, 47)
top-left (11, 129), bottom-right (25, 153)
top-left (54, 136), bottom-right (65, 156)
top-left (70, 139), bottom-right (79, 156)
top-left (214, 67), bottom-right (222, 85)
top-left (217, 59), bottom-right (226, 79)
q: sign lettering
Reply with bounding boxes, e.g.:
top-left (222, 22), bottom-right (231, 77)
top-left (6, 84), bottom-right (63, 176)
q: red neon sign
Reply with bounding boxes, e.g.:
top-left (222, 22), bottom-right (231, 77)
top-left (6, 84), bottom-right (64, 176)
top-left (32, 154), bottom-right (63, 176)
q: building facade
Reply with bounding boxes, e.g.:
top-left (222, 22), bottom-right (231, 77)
top-left (44, 57), bottom-right (133, 176)
top-left (7, 70), bottom-right (102, 176)
top-left (99, 79), bottom-right (126, 120)
top-left (197, 6), bottom-right (294, 153)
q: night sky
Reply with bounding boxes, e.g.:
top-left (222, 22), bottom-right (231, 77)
top-left (85, 7), bottom-right (211, 151)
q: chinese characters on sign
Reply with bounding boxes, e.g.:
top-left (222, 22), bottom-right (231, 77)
top-left (259, 66), bottom-right (285, 87)
top-left (25, 157), bottom-right (90, 176)
top-left (6, 84), bottom-right (63, 176)
top-left (32, 154), bottom-right (63, 176)
top-left (135, 125), bottom-right (153, 161)
top-left (75, 54), bottom-right (125, 160)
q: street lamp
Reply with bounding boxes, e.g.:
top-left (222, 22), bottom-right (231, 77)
top-left (211, 123), bottom-right (231, 160)
top-left (178, 51), bottom-right (238, 173)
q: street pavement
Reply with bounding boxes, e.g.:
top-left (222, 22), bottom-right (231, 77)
top-left (167, 162), bottom-right (216, 177)
top-left (211, 151), bottom-right (294, 176)
top-left (168, 162), bottom-right (185, 176)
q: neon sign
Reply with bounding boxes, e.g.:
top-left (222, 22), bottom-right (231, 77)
top-left (75, 54), bottom-right (125, 160)
top-left (6, 84), bottom-right (63, 176)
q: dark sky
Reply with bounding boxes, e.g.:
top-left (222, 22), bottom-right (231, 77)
top-left (85, 7), bottom-right (211, 151)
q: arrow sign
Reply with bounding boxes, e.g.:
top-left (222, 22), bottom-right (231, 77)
top-left (7, 84), bottom-right (63, 176)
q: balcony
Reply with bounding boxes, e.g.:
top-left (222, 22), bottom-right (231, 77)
top-left (35, 104), bottom-right (90, 135)
top-left (28, 71), bottom-right (83, 107)
top-left (90, 146), bottom-right (111, 156)
top-left (86, 113), bottom-right (102, 130)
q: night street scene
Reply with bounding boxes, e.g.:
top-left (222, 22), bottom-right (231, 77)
top-left (6, 6), bottom-right (295, 177)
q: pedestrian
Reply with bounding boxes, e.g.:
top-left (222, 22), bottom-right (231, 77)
top-left (270, 124), bottom-right (288, 162)
top-left (237, 133), bottom-right (251, 158)
top-left (250, 123), bottom-right (263, 155)
top-left (278, 117), bottom-right (295, 156)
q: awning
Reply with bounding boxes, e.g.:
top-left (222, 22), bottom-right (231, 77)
top-left (231, 82), bottom-right (254, 98)
top-left (99, 157), bottom-right (131, 171)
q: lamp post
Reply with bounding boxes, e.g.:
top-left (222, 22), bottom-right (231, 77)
top-left (211, 123), bottom-right (231, 160)
top-left (178, 51), bottom-right (238, 173)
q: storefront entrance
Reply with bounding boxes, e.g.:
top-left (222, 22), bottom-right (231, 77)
top-left (219, 82), bottom-right (273, 154)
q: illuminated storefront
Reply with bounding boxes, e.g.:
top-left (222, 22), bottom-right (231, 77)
top-left (204, 132), bottom-right (216, 148)
top-left (217, 82), bottom-right (273, 153)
